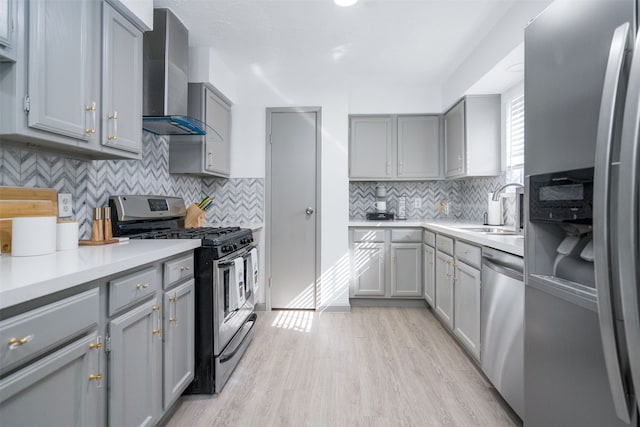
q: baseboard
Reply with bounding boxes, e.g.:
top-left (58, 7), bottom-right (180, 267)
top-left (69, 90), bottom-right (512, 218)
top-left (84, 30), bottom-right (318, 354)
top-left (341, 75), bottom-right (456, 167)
top-left (349, 298), bottom-right (428, 308)
top-left (254, 302), bottom-right (267, 311)
top-left (316, 304), bottom-right (351, 313)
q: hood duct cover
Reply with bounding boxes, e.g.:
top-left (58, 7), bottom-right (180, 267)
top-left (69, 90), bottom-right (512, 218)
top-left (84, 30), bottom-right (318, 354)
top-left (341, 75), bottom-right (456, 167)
top-left (142, 8), bottom-right (206, 136)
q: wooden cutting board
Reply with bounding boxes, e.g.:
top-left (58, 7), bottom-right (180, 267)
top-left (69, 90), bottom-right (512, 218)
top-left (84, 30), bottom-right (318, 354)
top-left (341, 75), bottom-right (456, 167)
top-left (0, 186), bottom-right (58, 253)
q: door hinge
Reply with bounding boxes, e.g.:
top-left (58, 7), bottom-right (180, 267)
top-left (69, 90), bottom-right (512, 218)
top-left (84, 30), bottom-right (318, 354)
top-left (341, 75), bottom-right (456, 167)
top-left (269, 134), bottom-right (272, 144)
top-left (268, 277), bottom-right (272, 288)
top-left (104, 335), bottom-right (111, 354)
top-left (23, 94), bottom-right (30, 113)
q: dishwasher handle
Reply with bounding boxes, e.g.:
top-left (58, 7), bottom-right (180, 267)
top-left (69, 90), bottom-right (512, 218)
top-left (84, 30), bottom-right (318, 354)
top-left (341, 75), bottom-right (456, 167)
top-left (482, 257), bottom-right (524, 281)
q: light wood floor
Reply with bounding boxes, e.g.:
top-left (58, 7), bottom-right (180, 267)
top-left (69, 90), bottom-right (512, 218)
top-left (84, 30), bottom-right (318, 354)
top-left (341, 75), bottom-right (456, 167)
top-left (165, 307), bottom-right (520, 427)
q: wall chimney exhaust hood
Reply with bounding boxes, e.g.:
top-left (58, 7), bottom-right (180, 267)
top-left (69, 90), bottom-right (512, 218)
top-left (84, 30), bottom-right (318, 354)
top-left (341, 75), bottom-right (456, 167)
top-left (142, 8), bottom-right (206, 136)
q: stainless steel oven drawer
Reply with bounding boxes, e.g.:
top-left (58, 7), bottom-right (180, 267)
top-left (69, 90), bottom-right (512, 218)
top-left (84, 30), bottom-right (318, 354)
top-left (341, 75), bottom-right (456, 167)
top-left (164, 253), bottom-right (194, 289)
top-left (0, 288), bottom-right (99, 374)
top-left (109, 267), bottom-right (158, 314)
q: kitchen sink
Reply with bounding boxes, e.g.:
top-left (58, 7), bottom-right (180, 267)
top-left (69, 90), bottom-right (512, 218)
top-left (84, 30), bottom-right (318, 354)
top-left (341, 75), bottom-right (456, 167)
top-left (460, 227), bottom-right (520, 235)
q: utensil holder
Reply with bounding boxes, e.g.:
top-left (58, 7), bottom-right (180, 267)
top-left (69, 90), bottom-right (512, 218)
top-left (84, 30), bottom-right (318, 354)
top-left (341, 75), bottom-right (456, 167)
top-left (185, 203), bottom-right (205, 228)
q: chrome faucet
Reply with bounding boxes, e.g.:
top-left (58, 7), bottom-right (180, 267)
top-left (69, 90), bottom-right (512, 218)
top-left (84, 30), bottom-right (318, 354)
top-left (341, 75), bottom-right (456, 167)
top-left (492, 183), bottom-right (524, 201)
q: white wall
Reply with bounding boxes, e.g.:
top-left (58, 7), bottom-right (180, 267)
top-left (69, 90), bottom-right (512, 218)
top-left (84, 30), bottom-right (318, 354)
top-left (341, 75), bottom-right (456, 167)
top-left (348, 77), bottom-right (443, 114)
top-left (189, 47), bottom-right (238, 103)
top-left (442, 1), bottom-right (551, 108)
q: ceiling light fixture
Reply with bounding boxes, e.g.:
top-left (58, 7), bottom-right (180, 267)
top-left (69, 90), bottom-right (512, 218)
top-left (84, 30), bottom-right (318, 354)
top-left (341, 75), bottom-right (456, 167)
top-left (334, 0), bottom-right (358, 7)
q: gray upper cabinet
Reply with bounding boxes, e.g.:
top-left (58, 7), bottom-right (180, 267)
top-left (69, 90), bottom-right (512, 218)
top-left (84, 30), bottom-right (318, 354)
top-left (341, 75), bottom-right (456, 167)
top-left (27, 0), bottom-right (99, 144)
top-left (101, 2), bottom-right (142, 155)
top-left (397, 116), bottom-right (441, 179)
top-left (349, 116), bottom-right (394, 179)
top-left (109, 297), bottom-right (162, 427)
top-left (169, 83), bottom-right (232, 177)
top-left (349, 115), bottom-right (441, 180)
top-left (444, 95), bottom-right (501, 178)
top-left (0, 0), bottom-right (15, 61)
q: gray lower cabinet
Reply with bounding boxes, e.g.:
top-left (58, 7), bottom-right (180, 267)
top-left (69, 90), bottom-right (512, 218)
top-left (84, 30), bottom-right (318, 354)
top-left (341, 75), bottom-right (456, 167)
top-left (390, 243), bottom-right (422, 297)
top-left (434, 250), bottom-right (454, 328)
top-left (352, 241), bottom-right (386, 297)
top-left (163, 279), bottom-right (195, 409)
top-left (169, 83), bottom-right (232, 177)
top-left (453, 261), bottom-right (481, 360)
top-left (0, 332), bottom-right (103, 427)
top-left (101, 1), bottom-right (142, 155)
top-left (109, 297), bottom-right (162, 427)
top-left (423, 243), bottom-right (436, 306)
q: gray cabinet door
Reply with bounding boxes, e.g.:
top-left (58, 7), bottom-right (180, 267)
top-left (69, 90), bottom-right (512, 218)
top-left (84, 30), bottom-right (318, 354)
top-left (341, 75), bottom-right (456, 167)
top-left (27, 0), bottom-right (97, 143)
top-left (435, 250), bottom-right (454, 328)
top-left (445, 100), bottom-right (465, 178)
top-left (204, 88), bottom-right (231, 175)
top-left (390, 243), bottom-right (422, 297)
top-left (0, 0), bottom-right (15, 61)
top-left (349, 116), bottom-right (394, 179)
top-left (352, 242), bottom-right (385, 296)
top-left (163, 279), bottom-right (195, 409)
top-left (109, 298), bottom-right (162, 427)
top-left (453, 261), bottom-right (481, 360)
top-left (423, 244), bottom-right (436, 306)
top-left (0, 333), bottom-right (102, 427)
top-left (397, 116), bottom-right (441, 178)
top-left (102, 2), bottom-right (142, 154)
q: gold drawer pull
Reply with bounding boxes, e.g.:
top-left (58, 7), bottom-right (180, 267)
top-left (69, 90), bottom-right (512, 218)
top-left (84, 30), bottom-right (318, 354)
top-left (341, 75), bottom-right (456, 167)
top-left (464, 250), bottom-right (469, 255)
top-left (179, 266), bottom-right (190, 272)
top-left (89, 374), bottom-right (103, 381)
top-left (107, 135), bottom-right (118, 140)
top-left (89, 342), bottom-right (103, 350)
top-left (8, 335), bottom-right (33, 350)
top-left (152, 328), bottom-right (163, 335)
top-left (169, 317), bottom-right (177, 323)
top-left (136, 283), bottom-right (150, 290)
top-left (152, 305), bottom-right (161, 311)
top-left (85, 129), bottom-right (96, 134)
top-left (169, 295), bottom-right (177, 302)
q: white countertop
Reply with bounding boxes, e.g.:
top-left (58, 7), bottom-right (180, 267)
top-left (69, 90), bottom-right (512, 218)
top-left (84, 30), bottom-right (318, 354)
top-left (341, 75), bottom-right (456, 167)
top-left (349, 220), bottom-right (524, 257)
top-left (0, 240), bottom-right (201, 310)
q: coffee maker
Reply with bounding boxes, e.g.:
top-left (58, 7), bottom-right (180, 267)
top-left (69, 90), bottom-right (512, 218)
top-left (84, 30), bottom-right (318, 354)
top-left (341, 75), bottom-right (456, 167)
top-left (366, 184), bottom-right (395, 220)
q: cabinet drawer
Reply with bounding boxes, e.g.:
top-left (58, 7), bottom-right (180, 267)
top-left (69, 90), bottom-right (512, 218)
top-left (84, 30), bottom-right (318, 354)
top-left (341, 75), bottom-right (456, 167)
top-left (423, 230), bottom-right (436, 246)
top-left (455, 241), bottom-right (482, 269)
top-left (164, 253), bottom-right (194, 289)
top-left (391, 229), bottom-right (422, 242)
top-left (353, 229), bottom-right (385, 242)
top-left (436, 235), bottom-right (454, 255)
top-left (109, 267), bottom-right (158, 314)
top-left (0, 288), bottom-right (99, 374)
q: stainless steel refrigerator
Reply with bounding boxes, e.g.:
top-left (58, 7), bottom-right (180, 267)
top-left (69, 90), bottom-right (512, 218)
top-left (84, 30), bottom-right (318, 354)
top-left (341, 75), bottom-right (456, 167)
top-left (524, 0), bottom-right (639, 425)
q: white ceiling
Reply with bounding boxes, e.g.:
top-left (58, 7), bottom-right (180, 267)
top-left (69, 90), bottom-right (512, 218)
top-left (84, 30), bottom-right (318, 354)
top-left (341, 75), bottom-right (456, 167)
top-left (153, 0), bottom-right (526, 87)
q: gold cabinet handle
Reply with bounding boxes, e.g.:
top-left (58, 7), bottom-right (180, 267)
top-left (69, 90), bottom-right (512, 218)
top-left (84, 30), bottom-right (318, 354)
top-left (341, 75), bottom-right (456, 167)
top-left (8, 335), bottom-right (33, 350)
top-left (152, 328), bottom-right (163, 335)
top-left (89, 342), bottom-right (103, 350)
top-left (89, 374), bottom-right (103, 381)
top-left (85, 101), bottom-right (97, 134)
top-left (169, 317), bottom-right (177, 323)
top-left (169, 295), bottom-right (177, 302)
top-left (136, 283), bottom-right (150, 290)
top-left (152, 305), bottom-right (161, 311)
top-left (107, 111), bottom-right (118, 141)
top-left (463, 250), bottom-right (469, 255)
top-left (446, 273), bottom-right (452, 277)
top-left (179, 266), bottom-right (190, 272)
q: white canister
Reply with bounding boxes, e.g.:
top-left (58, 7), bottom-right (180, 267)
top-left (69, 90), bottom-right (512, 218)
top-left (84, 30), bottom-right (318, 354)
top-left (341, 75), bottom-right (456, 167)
top-left (11, 216), bottom-right (57, 256)
top-left (487, 193), bottom-right (503, 225)
top-left (56, 221), bottom-right (79, 251)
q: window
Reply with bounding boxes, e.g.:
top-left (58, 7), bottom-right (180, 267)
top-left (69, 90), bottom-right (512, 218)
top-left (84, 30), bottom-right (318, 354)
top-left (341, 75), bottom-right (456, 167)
top-left (506, 93), bottom-right (524, 184)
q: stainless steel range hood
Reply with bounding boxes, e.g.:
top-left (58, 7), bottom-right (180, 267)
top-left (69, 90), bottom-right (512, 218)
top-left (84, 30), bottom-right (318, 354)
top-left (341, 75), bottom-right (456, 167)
top-left (142, 8), bottom-right (206, 136)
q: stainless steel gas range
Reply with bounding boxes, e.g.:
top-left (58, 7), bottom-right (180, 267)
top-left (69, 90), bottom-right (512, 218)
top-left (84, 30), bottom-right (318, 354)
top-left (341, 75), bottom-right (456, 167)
top-left (109, 195), bottom-right (258, 394)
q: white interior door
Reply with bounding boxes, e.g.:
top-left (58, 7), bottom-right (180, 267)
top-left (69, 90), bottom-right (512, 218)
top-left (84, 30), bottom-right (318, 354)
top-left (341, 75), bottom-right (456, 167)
top-left (267, 108), bottom-right (320, 309)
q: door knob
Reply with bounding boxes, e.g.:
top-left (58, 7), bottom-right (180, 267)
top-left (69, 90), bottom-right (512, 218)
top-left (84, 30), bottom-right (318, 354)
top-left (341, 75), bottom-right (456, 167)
top-left (305, 207), bottom-right (314, 215)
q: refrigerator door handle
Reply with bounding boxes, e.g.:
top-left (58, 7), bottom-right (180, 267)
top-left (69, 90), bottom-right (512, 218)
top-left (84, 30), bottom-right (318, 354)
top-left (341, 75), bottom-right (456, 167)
top-left (594, 22), bottom-right (633, 424)
top-left (618, 27), bottom-right (640, 415)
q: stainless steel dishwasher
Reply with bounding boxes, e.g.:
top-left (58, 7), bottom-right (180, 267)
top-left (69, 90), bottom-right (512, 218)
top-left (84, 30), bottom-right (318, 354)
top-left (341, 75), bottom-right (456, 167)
top-left (481, 247), bottom-right (524, 419)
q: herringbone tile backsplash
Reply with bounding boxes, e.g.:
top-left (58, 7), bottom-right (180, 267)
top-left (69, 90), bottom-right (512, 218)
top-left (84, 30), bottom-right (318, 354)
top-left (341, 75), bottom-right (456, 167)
top-left (350, 174), bottom-right (517, 225)
top-left (0, 133), bottom-right (264, 239)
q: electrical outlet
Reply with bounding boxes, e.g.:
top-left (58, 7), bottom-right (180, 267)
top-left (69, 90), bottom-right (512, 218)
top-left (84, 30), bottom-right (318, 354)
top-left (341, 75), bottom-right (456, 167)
top-left (58, 193), bottom-right (73, 218)
top-left (414, 198), bottom-right (422, 209)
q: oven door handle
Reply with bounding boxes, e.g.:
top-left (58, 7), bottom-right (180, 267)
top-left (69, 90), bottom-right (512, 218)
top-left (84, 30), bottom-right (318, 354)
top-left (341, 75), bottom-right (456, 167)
top-left (217, 245), bottom-right (257, 266)
top-left (219, 313), bottom-right (257, 364)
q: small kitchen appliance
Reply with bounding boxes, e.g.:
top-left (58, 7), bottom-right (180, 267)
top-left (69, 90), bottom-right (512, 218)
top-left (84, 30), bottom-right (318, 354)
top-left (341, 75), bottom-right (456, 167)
top-left (109, 194), bottom-right (257, 394)
top-left (366, 184), bottom-right (394, 220)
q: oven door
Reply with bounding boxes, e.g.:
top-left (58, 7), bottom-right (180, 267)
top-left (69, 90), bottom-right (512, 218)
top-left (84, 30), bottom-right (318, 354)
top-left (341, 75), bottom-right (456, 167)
top-left (213, 246), bottom-right (256, 356)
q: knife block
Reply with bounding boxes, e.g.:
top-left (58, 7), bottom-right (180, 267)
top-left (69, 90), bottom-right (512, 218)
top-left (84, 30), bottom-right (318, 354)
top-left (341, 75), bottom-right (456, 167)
top-left (185, 203), bottom-right (205, 228)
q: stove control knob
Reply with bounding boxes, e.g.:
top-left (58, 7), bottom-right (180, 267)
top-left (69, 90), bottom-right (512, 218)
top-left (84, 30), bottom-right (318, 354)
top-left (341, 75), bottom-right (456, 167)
top-left (232, 244), bottom-right (238, 251)
top-left (222, 245), bottom-right (228, 253)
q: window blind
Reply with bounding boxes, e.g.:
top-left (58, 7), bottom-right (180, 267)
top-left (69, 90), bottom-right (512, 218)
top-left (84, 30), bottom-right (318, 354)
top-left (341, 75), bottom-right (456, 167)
top-left (508, 95), bottom-right (525, 170)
